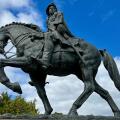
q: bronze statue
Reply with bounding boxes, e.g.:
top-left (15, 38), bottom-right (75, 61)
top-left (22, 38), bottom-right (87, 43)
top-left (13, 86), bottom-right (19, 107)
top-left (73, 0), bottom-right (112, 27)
top-left (0, 3), bottom-right (120, 119)
top-left (31, 3), bottom-right (84, 71)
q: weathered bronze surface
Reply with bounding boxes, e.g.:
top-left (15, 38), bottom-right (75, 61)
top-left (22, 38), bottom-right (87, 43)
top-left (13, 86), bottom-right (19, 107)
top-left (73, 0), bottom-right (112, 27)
top-left (0, 3), bottom-right (120, 118)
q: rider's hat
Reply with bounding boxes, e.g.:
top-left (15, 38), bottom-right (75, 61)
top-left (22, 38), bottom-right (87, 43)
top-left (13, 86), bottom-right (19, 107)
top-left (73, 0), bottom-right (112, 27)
top-left (46, 3), bottom-right (57, 16)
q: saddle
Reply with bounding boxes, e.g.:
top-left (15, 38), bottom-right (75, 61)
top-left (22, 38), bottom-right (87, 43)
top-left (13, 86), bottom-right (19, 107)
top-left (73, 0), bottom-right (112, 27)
top-left (30, 33), bottom-right (84, 60)
top-left (53, 37), bottom-right (83, 53)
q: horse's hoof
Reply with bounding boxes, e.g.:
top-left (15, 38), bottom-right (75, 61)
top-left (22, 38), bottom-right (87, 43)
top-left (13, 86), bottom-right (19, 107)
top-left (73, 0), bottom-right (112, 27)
top-left (68, 109), bottom-right (78, 117)
top-left (39, 114), bottom-right (50, 119)
top-left (12, 82), bottom-right (22, 94)
top-left (114, 111), bottom-right (120, 118)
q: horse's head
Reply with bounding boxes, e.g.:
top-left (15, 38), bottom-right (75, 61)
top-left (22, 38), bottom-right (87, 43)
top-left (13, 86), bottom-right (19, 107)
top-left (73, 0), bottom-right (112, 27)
top-left (0, 22), bottom-right (43, 55)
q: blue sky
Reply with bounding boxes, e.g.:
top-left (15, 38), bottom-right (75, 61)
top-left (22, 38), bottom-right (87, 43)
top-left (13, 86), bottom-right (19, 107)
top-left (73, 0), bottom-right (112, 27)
top-left (0, 0), bottom-right (120, 116)
top-left (32, 0), bottom-right (120, 56)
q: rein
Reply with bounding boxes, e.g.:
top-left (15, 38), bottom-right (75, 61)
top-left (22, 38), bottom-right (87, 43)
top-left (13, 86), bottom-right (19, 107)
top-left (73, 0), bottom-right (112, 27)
top-left (3, 32), bottom-right (31, 58)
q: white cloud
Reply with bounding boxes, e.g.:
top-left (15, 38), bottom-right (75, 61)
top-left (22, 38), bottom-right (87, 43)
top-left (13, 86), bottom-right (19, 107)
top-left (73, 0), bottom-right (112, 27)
top-left (0, 0), bottom-right (30, 9)
top-left (0, 10), bottom-right (17, 27)
top-left (0, 0), bottom-right (44, 29)
top-left (0, 10), bottom-right (44, 31)
top-left (17, 11), bottom-right (44, 29)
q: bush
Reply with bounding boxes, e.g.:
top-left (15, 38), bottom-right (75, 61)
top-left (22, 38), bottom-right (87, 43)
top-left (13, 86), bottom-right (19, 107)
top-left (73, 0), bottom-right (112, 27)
top-left (0, 92), bottom-right (39, 115)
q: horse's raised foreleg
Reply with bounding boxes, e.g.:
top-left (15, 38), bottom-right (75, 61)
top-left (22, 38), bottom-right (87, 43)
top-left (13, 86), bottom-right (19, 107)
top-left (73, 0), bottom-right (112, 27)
top-left (0, 57), bottom-right (31, 94)
top-left (94, 81), bottom-right (120, 117)
top-left (68, 68), bottom-right (95, 116)
top-left (0, 57), bottom-right (31, 68)
top-left (0, 68), bottom-right (22, 94)
top-left (30, 73), bottom-right (53, 118)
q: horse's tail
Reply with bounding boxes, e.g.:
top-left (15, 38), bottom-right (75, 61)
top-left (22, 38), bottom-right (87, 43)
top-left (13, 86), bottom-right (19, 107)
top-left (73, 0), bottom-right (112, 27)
top-left (100, 50), bottom-right (120, 91)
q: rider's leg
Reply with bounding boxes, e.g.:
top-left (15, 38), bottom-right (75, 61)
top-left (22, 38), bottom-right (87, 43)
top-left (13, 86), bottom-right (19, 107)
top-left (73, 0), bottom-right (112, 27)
top-left (37, 32), bottom-right (54, 70)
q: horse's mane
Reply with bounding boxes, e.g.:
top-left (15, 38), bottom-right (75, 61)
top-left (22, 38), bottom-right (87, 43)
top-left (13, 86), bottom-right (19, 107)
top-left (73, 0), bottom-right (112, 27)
top-left (0, 22), bottom-right (42, 32)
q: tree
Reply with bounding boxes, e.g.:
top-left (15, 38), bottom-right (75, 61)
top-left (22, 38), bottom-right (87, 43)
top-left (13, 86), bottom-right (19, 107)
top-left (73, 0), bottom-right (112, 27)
top-left (0, 92), bottom-right (39, 115)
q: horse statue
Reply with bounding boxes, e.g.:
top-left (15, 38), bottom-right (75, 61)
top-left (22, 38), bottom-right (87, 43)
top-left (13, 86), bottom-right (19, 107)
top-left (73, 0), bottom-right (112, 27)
top-left (0, 22), bottom-right (120, 118)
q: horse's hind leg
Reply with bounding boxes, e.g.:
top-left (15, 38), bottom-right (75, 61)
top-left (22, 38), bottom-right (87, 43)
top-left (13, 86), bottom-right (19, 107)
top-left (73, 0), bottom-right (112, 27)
top-left (29, 73), bottom-right (53, 118)
top-left (94, 81), bottom-right (120, 117)
top-left (68, 68), bottom-right (95, 116)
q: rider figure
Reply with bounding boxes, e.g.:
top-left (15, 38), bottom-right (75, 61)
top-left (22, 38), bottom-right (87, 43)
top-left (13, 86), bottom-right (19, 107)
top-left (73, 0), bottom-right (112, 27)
top-left (46, 3), bottom-right (74, 39)
top-left (37, 3), bottom-right (75, 71)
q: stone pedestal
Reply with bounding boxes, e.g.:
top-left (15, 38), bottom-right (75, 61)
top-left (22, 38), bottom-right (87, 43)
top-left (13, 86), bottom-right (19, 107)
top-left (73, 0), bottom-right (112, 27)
top-left (0, 114), bottom-right (120, 120)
